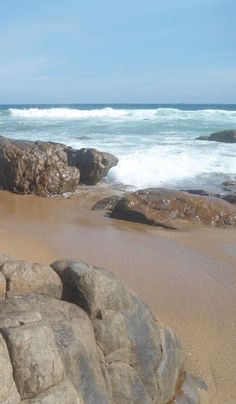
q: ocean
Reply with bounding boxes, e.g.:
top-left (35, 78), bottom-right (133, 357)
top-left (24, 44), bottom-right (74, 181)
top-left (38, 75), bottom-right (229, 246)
top-left (0, 104), bottom-right (236, 193)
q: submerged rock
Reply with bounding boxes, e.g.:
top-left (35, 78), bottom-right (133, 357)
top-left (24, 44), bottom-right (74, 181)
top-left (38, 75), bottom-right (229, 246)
top-left (110, 188), bottom-right (236, 229)
top-left (196, 129), bottom-right (236, 143)
top-left (0, 253), bottom-right (201, 403)
top-left (0, 136), bottom-right (118, 196)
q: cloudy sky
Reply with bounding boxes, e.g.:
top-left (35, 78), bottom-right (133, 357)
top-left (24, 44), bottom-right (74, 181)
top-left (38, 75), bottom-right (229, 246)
top-left (0, 0), bottom-right (235, 104)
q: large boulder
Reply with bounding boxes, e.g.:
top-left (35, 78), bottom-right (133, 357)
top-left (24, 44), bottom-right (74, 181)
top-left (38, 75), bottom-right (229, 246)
top-left (0, 136), bottom-right (80, 196)
top-left (0, 253), bottom-right (200, 403)
top-left (51, 260), bottom-right (195, 403)
top-left (196, 129), bottom-right (236, 143)
top-left (0, 136), bottom-right (118, 196)
top-left (68, 148), bottom-right (119, 185)
top-left (110, 188), bottom-right (236, 229)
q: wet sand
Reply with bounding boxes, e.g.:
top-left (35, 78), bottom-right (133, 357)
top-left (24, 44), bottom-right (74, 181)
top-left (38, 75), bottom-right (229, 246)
top-left (0, 189), bottom-right (235, 403)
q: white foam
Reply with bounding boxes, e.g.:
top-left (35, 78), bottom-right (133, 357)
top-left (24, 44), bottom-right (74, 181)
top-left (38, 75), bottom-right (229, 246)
top-left (109, 145), bottom-right (236, 189)
top-left (9, 107), bottom-right (236, 123)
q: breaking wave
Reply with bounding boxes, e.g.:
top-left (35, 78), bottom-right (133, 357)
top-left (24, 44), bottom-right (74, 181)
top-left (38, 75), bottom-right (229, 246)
top-left (9, 107), bottom-right (236, 123)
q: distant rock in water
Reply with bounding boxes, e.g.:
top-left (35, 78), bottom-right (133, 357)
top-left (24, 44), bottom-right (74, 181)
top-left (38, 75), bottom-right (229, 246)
top-left (222, 194), bottom-right (236, 204)
top-left (110, 188), bottom-right (236, 229)
top-left (196, 129), bottom-right (236, 143)
top-left (0, 136), bottom-right (118, 196)
top-left (0, 254), bottom-right (202, 403)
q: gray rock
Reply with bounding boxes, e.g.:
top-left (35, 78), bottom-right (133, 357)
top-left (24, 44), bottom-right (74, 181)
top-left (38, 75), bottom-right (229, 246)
top-left (0, 295), bottom-right (109, 404)
top-left (0, 334), bottom-right (21, 403)
top-left (2, 321), bottom-right (64, 399)
top-left (0, 256), bottom-right (201, 403)
top-left (51, 261), bottom-right (134, 319)
top-left (51, 260), bottom-right (186, 403)
top-left (221, 193), bottom-right (236, 204)
top-left (69, 148), bottom-right (118, 185)
top-left (196, 129), bottom-right (236, 143)
top-left (22, 379), bottom-right (82, 404)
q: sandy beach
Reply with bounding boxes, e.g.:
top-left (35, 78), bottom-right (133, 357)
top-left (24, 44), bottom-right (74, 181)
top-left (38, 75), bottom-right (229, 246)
top-left (0, 188), bottom-right (235, 403)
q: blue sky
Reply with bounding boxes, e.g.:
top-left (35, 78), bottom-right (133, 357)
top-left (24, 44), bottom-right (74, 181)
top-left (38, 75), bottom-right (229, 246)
top-left (0, 0), bottom-right (235, 104)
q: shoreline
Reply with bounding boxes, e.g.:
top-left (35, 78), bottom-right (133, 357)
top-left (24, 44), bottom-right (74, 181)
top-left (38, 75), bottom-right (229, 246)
top-left (0, 189), bottom-right (236, 403)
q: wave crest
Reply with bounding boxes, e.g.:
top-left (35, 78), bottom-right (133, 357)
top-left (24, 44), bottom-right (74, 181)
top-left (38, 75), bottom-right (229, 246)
top-left (9, 107), bottom-right (236, 122)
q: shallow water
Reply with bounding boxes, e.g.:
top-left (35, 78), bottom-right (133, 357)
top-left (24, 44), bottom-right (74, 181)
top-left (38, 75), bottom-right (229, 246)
top-left (0, 103), bottom-right (236, 192)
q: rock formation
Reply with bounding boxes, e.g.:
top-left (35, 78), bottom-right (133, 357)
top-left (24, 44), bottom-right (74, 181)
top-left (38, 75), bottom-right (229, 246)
top-left (110, 188), bottom-right (236, 229)
top-left (196, 129), bottom-right (236, 143)
top-left (69, 148), bottom-right (118, 185)
top-left (0, 136), bottom-right (118, 196)
top-left (0, 254), bottom-right (200, 403)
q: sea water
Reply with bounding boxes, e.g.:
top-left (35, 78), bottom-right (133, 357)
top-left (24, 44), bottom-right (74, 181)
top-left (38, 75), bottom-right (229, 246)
top-left (0, 104), bottom-right (236, 192)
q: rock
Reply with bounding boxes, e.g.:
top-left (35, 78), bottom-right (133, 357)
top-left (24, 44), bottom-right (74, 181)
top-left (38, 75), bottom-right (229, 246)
top-left (182, 189), bottom-right (221, 198)
top-left (68, 148), bottom-right (118, 185)
top-left (222, 194), bottom-right (236, 204)
top-left (222, 180), bottom-right (236, 187)
top-left (222, 181), bottom-right (236, 193)
top-left (0, 255), bottom-right (201, 403)
top-left (196, 129), bottom-right (236, 143)
top-left (0, 137), bottom-right (80, 196)
top-left (0, 295), bottom-right (109, 403)
top-left (195, 136), bottom-right (208, 141)
top-left (2, 322), bottom-right (65, 399)
top-left (22, 379), bottom-right (82, 404)
top-left (0, 258), bottom-right (62, 299)
top-left (91, 195), bottom-right (121, 211)
top-left (51, 261), bottom-right (135, 319)
top-left (0, 136), bottom-right (118, 196)
top-left (0, 272), bottom-right (6, 299)
top-left (110, 188), bottom-right (236, 229)
top-left (0, 334), bottom-right (21, 403)
top-left (51, 260), bottom-right (187, 403)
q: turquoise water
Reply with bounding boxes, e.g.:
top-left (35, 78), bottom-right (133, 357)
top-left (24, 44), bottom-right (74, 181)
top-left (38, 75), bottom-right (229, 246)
top-left (0, 104), bottom-right (236, 192)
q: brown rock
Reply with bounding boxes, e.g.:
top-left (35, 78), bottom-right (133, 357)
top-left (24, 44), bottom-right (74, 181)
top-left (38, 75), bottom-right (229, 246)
top-left (0, 136), bottom-right (118, 196)
top-left (110, 188), bottom-right (236, 229)
top-left (0, 137), bottom-right (80, 196)
top-left (0, 259), bottom-right (62, 299)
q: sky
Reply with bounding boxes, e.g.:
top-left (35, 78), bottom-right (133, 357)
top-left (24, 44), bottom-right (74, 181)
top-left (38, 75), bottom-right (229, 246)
top-left (0, 0), bottom-right (235, 104)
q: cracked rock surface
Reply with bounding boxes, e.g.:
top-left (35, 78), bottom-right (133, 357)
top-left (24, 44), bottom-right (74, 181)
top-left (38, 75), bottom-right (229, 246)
top-left (0, 254), bottom-right (200, 403)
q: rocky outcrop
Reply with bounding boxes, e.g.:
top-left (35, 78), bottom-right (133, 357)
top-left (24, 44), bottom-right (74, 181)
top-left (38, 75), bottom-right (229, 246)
top-left (110, 188), bottom-right (236, 229)
top-left (0, 254), bottom-right (200, 403)
top-left (69, 148), bottom-right (119, 185)
top-left (196, 129), bottom-right (236, 143)
top-left (0, 136), bottom-right (118, 196)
